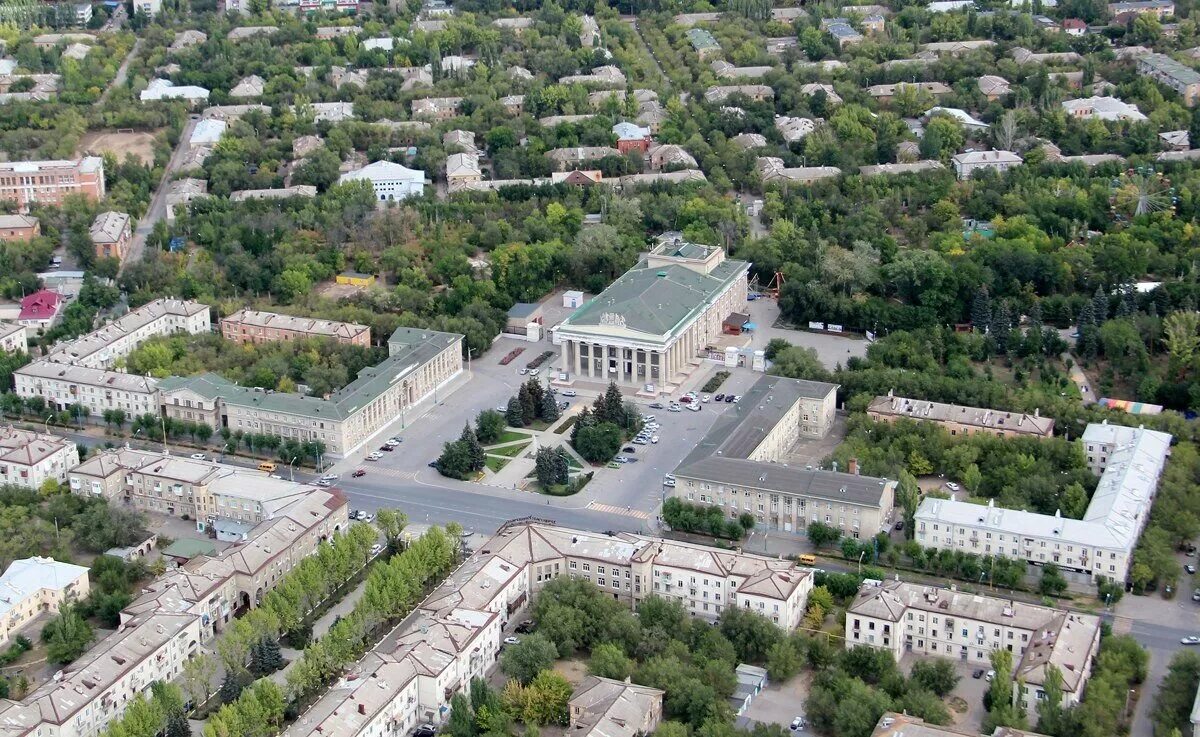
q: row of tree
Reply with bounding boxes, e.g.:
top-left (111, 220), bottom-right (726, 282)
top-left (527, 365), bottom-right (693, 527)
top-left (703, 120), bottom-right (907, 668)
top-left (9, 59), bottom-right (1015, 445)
top-left (571, 382), bottom-right (641, 463)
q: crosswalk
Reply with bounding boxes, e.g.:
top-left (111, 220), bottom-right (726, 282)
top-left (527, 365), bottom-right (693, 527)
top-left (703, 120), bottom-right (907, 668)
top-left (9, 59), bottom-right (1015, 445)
top-left (587, 501), bottom-right (650, 520)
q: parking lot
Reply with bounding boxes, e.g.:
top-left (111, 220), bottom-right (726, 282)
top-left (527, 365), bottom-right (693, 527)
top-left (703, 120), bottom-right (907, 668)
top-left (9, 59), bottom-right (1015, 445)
top-left (740, 673), bottom-right (812, 729)
top-left (899, 655), bottom-right (989, 732)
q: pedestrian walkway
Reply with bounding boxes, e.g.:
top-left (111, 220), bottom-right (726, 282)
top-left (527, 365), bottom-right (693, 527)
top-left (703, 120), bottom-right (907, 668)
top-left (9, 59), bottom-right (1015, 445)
top-left (586, 501), bottom-right (649, 520)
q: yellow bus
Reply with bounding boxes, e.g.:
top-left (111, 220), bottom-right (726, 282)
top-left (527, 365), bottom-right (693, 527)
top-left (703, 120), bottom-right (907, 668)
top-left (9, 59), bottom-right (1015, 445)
top-left (257, 461), bottom-right (278, 473)
top-left (798, 554), bottom-right (817, 565)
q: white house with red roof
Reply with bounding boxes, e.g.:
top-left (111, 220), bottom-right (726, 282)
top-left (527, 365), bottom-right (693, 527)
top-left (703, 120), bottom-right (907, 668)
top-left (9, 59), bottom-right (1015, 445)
top-left (18, 289), bottom-right (63, 329)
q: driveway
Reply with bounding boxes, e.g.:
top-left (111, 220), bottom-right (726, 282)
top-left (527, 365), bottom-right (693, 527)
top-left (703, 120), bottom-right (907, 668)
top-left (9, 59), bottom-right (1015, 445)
top-left (740, 672), bottom-right (812, 728)
top-left (122, 116), bottom-right (198, 272)
top-left (900, 655), bottom-right (988, 733)
top-left (745, 299), bottom-right (869, 370)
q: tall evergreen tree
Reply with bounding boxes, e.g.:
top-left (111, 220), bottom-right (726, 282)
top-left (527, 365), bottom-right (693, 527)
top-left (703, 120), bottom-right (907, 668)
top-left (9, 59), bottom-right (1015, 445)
top-left (505, 396), bottom-right (525, 428)
top-left (991, 303), bottom-right (1012, 353)
top-left (165, 710), bottom-right (190, 737)
top-left (540, 391), bottom-right (560, 423)
top-left (1092, 286), bottom-right (1109, 324)
top-left (460, 425), bottom-right (485, 472)
top-left (260, 636), bottom-right (283, 672)
top-left (971, 287), bottom-right (992, 331)
top-left (552, 447), bottom-right (571, 485)
top-left (571, 407), bottom-right (593, 445)
top-left (1028, 300), bottom-right (1042, 328)
top-left (525, 380), bottom-right (545, 419)
top-left (218, 669), bottom-right (247, 704)
top-left (1077, 301), bottom-right (1096, 332)
top-left (518, 385), bottom-right (536, 424)
top-left (599, 382), bottom-right (623, 424)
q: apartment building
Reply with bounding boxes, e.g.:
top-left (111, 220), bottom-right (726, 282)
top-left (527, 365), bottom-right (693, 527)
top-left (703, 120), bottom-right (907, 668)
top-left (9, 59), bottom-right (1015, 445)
top-left (1137, 53), bottom-right (1200, 106)
top-left (0, 428), bottom-right (79, 490)
top-left (68, 448), bottom-right (320, 524)
top-left (846, 580), bottom-right (1101, 709)
top-left (158, 327), bottom-right (463, 458)
top-left (672, 375), bottom-right (898, 537)
top-left (14, 361), bottom-right (160, 419)
top-left (220, 310), bottom-right (370, 347)
top-left (0, 214), bottom-right (40, 242)
top-left (0, 557), bottom-right (89, 646)
top-left (866, 393), bottom-right (1055, 439)
top-left (952, 150), bottom-right (1023, 179)
top-left (0, 157), bottom-right (105, 212)
top-left (570, 677), bottom-right (665, 737)
top-left (0, 323), bottom-right (27, 354)
top-left (285, 520), bottom-right (805, 737)
top-left (872, 713), bottom-right (1052, 737)
top-left (914, 423), bottom-right (1171, 582)
top-left (122, 486), bottom-right (348, 635)
top-left (0, 611), bottom-right (202, 737)
top-left (89, 211), bottom-right (132, 262)
top-left (1108, 0), bottom-right (1173, 17)
top-left (43, 298), bottom-right (211, 369)
top-left (17, 289), bottom-right (64, 329)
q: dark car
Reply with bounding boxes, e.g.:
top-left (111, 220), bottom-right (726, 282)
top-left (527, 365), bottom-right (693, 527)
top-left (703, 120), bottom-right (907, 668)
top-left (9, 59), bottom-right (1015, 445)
top-left (428, 461), bottom-right (438, 468)
top-left (894, 521), bottom-right (905, 531)
top-left (622, 446), bottom-right (636, 453)
top-left (379, 445), bottom-right (394, 452)
top-left (715, 394), bottom-right (725, 401)
top-left (972, 669), bottom-right (985, 679)
top-left (649, 402), bottom-right (665, 409)
top-left (414, 725), bottom-right (437, 737)
top-left (352, 469), bottom-right (366, 478)
top-left (724, 395), bottom-right (735, 403)
top-left (515, 619), bottom-right (534, 633)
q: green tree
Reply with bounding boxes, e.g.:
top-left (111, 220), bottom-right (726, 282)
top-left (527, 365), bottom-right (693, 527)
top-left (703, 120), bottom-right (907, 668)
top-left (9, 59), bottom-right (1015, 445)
top-left (506, 396), bottom-right (527, 428)
top-left (475, 410), bottom-right (505, 444)
top-left (589, 642), bottom-right (634, 680)
top-left (460, 425), bottom-right (485, 472)
top-left (1152, 651), bottom-right (1200, 737)
top-left (910, 658), bottom-right (960, 697)
top-left (42, 606), bottom-right (94, 664)
top-left (573, 422), bottom-right (623, 463)
top-left (540, 390), bottom-right (561, 423)
top-left (806, 522), bottom-right (841, 548)
top-left (501, 633), bottom-right (559, 685)
top-left (1039, 564), bottom-right (1068, 596)
top-left (766, 639), bottom-right (803, 681)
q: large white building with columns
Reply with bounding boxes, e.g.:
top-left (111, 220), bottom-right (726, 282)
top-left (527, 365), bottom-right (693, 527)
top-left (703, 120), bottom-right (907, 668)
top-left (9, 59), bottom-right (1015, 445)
top-left (553, 236), bottom-right (749, 394)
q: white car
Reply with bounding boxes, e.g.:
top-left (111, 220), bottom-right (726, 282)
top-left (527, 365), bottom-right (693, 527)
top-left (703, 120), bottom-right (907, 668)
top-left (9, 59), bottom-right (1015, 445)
top-left (642, 415), bottom-right (656, 423)
top-left (385, 439), bottom-right (400, 447)
top-left (668, 405), bottom-right (682, 413)
top-left (1182, 636), bottom-right (1200, 645)
top-left (651, 436), bottom-right (659, 444)
top-left (731, 395), bottom-right (741, 403)
top-left (518, 368), bottom-right (529, 375)
top-left (701, 394), bottom-right (710, 403)
top-left (496, 405), bottom-right (507, 412)
top-left (503, 636), bottom-right (521, 646)
top-left (663, 479), bottom-right (676, 487)
top-left (190, 453), bottom-right (206, 460)
top-left (562, 390), bottom-right (577, 397)
top-left (315, 479), bottom-right (332, 487)
top-left (529, 368), bottom-right (540, 376)
top-left (614, 456), bottom-right (631, 463)
top-left (633, 438), bottom-right (648, 445)
top-left (366, 452), bottom-right (384, 461)
top-left (946, 482), bottom-right (961, 491)
top-left (686, 403), bottom-right (701, 412)
top-left (664, 473), bottom-right (675, 481)
top-left (370, 543), bottom-right (384, 556)
top-left (321, 474), bottom-right (339, 482)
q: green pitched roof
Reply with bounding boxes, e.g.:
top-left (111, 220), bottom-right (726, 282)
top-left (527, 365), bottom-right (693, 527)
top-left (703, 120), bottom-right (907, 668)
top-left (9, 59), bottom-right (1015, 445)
top-left (561, 257), bottom-right (748, 339)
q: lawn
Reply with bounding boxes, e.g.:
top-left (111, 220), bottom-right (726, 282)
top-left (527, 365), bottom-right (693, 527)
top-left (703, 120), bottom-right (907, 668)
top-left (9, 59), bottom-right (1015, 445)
top-left (495, 430), bottom-right (532, 444)
top-left (552, 415), bottom-right (579, 434)
top-left (493, 441), bottom-right (531, 458)
top-left (485, 456), bottom-right (511, 473)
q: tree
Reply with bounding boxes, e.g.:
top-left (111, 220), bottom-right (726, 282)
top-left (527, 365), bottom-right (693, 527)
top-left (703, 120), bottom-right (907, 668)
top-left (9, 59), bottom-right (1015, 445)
top-left (1039, 564), bottom-right (1068, 596)
top-left (182, 653), bottom-right (216, 710)
top-left (806, 522), bottom-right (841, 548)
top-left (475, 410), bottom-right (505, 444)
top-left (460, 425), bottom-right (485, 472)
top-left (534, 447), bottom-right (568, 488)
top-left (573, 422), bottom-right (623, 463)
top-left (506, 396), bottom-right (527, 428)
top-left (910, 659), bottom-right (959, 697)
top-left (766, 639), bottom-right (803, 681)
top-left (518, 385), bottom-right (536, 424)
top-left (521, 670), bottom-right (573, 725)
top-left (589, 642), bottom-right (634, 680)
top-left (1036, 665), bottom-right (1069, 736)
top-left (501, 633), bottom-right (559, 685)
top-left (540, 390), bottom-right (561, 423)
top-left (165, 710), bottom-right (190, 737)
top-left (218, 668), bottom-right (247, 705)
top-left (983, 649), bottom-right (1026, 733)
top-left (446, 693), bottom-right (475, 737)
top-left (1164, 311), bottom-right (1200, 378)
top-left (720, 606), bottom-right (782, 663)
top-left (42, 606), bottom-right (94, 664)
top-left (375, 509), bottom-right (408, 550)
top-left (1152, 651), bottom-right (1200, 737)
top-left (436, 440), bottom-right (474, 479)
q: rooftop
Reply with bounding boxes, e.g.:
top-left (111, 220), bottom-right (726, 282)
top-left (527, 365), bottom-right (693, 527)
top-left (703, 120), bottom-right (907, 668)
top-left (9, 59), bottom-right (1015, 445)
top-left (44, 298), bottom-right (209, 368)
top-left (867, 395), bottom-right (1054, 435)
top-left (0, 557), bottom-right (87, 620)
top-left (223, 310), bottom-right (369, 341)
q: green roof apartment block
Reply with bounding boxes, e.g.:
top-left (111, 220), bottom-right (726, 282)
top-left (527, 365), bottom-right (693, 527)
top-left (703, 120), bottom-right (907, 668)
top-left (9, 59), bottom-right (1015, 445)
top-left (554, 234), bottom-right (749, 396)
top-left (159, 327), bottom-right (463, 458)
top-left (686, 27), bottom-right (723, 60)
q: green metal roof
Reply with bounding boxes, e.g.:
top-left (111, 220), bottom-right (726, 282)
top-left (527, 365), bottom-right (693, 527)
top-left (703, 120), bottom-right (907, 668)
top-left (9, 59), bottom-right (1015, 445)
top-left (158, 327), bottom-right (462, 421)
top-left (560, 257), bottom-right (748, 339)
top-left (686, 28), bottom-right (721, 50)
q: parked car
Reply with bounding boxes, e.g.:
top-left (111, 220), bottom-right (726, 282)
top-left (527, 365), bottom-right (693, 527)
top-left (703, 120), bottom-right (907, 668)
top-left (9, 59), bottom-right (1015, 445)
top-left (614, 456), bottom-right (631, 463)
top-left (789, 717), bottom-right (806, 732)
top-left (668, 405), bottom-right (682, 412)
top-left (352, 469), bottom-right (366, 478)
top-left (1192, 588), bottom-right (1200, 601)
top-left (189, 453), bottom-right (206, 460)
top-left (649, 402), bottom-right (664, 409)
top-left (724, 395), bottom-right (735, 403)
top-left (559, 401), bottom-right (570, 410)
top-left (380, 445), bottom-right (395, 452)
top-left (367, 451), bottom-right (384, 461)
top-left (687, 403), bottom-right (701, 412)
top-left (414, 724), bottom-right (437, 737)
top-left (633, 438), bottom-right (648, 445)
top-left (320, 474), bottom-right (338, 482)
top-left (664, 473), bottom-right (676, 481)
top-left (461, 529), bottom-right (473, 538)
top-left (663, 479), bottom-right (676, 487)
top-left (562, 390), bottom-right (578, 397)
top-left (386, 439), bottom-right (401, 447)
top-left (731, 395), bottom-right (741, 403)
top-left (643, 415), bottom-right (656, 423)
top-left (946, 482), bottom-right (960, 491)
top-left (651, 436), bottom-right (659, 444)
top-left (370, 543), bottom-right (384, 556)
top-left (515, 620), bottom-right (534, 633)
top-left (679, 396), bottom-right (693, 404)
top-left (315, 480), bottom-right (332, 487)
top-left (972, 669), bottom-right (985, 679)
top-left (1188, 565), bottom-right (1197, 575)
top-left (503, 636), bottom-right (521, 646)
top-left (894, 521), bottom-right (905, 531)
top-left (701, 394), bottom-right (710, 403)
top-left (985, 670), bottom-right (996, 681)
top-left (715, 394), bottom-right (725, 402)
top-left (1182, 636), bottom-right (1200, 645)
top-left (529, 368), bottom-right (540, 376)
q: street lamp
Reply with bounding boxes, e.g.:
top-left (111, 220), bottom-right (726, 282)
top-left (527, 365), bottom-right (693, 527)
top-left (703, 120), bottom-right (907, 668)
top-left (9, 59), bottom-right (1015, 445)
top-left (858, 549), bottom-right (866, 575)
top-left (288, 456), bottom-right (298, 482)
top-left (43, 414), bottom-right (53, 435)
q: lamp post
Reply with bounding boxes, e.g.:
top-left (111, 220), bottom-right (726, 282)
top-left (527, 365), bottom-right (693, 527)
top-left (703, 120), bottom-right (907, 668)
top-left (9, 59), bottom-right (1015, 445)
top-left (43, 414), bottom-right (52, 435)
top-left (858, 549), bottom-right (866, 575)
top-left (288, 456), bottom-right (298, 482)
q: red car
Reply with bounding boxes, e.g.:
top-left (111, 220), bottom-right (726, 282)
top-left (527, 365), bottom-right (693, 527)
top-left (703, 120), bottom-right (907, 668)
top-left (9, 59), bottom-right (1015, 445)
top-left (351, 469), bottom-right (366, 478)
top-left (679, 396), bottom-right (693, 403)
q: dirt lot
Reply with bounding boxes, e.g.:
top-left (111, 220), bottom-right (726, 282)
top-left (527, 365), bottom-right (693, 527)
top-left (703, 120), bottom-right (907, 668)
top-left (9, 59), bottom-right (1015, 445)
top-left (317, 281), bottom-right (374, 300)
top-left (77, 130), bottom-right (160, 166)
top-left (552, 658), bottom-right (588, 686)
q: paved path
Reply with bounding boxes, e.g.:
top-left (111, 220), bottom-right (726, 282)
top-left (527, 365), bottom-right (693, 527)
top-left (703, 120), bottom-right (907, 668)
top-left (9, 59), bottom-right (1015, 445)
top-left (122, 116), bottom-right (198, 273)
top-left (1062, 352), bottom-right (1097, 403)
top-left (97, 37), bottom-right (141, 106)
top-left (621, 16), bottom-right (668, 85)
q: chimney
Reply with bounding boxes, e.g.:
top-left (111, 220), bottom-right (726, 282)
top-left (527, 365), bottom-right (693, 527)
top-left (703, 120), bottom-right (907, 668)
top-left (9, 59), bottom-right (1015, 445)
top-left (358, 704), bottom-right (366, 715)
top-left (848, 458), bottom-right (859, 475)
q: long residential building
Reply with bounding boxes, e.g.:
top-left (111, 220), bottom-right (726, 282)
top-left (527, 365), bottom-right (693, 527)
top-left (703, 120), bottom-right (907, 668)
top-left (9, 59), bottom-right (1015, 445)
top-left (43, 298), bottom-right (211, 369)
top-left (14, 361), bottom-right (161, 419)
top-left (0, 157), bottom-right (105, 213)
top-left (867, 393), bottom-right (1055, 439)
top-left (554, 235), bottom-right (749, 393)
top-left (1137, 53), bottom-right (1200, 105)
top-left (220, 309), bottom-right (371, 347)
top-left (915, 422), bottom-right (1172, 581)
top-left (121, 485), bottom-right (348, 635)
top-left (0, 427), bottom-right (79, 490)
top-left (847, 580), bottom-right (1101, 710)
top-left (0, 557), bottom-right (89, 646)
top-left (157, 327), bottom-right (463, 458)
top-left (284, 520), bottom-right (808, 737)
top-left (69, 448), bottom-right (327, 525)
top-left (672, 375), bottom-right (897, 537)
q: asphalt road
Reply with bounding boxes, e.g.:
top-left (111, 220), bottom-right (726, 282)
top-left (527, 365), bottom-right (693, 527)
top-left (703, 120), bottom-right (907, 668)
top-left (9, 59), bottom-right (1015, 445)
top-left (123, 116), bottom-right (198, 272)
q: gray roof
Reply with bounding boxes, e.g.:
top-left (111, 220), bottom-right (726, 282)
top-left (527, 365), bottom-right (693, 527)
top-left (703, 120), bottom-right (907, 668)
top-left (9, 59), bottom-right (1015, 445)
top-left (560, 256), bottom-right (748, 338)
top-left (674, 375), bottom-right (891, 506)
top-left (159, 327), bottom-right (461, 421)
